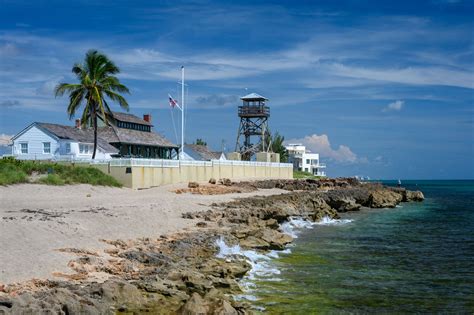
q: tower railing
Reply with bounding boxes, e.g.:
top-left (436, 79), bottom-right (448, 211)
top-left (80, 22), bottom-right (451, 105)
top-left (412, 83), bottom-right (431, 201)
top-left (238, 105), bottom-right (270, 117)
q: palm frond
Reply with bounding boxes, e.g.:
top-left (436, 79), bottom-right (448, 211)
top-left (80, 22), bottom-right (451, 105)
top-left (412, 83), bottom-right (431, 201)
top-left (54, 83), bottom-right (81, 97)
top-left (92, 86), bottom-right (107, 122)
top-left (104, 90), bottom-right (129, 111)
top-left (85, 49), bottom-right (99, 80)
top-left (100, 76), bottom-right (130, 93)
top-left (66, 88), bottom-right (85, 119)
top-left (102, 99), bottom-right (113, 125)
top-left (96, 59), bottom-right (120, 78)
top-left (72, 63), bottom-right (86, 81)
top-left (81, 105), bottom-right (91, 127)
top-left (56, 49), bottom-right (130, 126)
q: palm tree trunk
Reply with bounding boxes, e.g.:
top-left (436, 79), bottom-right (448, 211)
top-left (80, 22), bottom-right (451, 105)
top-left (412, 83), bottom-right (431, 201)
top-left (92, 105), bottom-right (98, 159)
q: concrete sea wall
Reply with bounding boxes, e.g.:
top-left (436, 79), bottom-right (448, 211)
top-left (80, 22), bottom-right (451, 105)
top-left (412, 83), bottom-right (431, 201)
top-left (91, 159), bottom-right (293, 189)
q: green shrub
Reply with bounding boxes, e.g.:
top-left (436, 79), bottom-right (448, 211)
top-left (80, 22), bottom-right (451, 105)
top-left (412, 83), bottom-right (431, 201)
top-left (0, 162), bottom-right (28, 185)
top-left (37, 174), bottom-right (65, 185)
top-left (0, 158), bottom-right (121, 187)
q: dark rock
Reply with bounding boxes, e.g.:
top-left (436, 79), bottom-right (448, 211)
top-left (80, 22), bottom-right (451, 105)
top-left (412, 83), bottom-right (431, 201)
top-left (219, 178), bottom-right (232, 186)
top-left (188, 182), bottom-right (199, 188)
top-left (119, 250), bottom-right (171, 266)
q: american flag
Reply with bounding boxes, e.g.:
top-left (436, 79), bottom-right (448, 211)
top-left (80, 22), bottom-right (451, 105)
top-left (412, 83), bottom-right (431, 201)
top-left (168, 94), bottom-right (179, 108)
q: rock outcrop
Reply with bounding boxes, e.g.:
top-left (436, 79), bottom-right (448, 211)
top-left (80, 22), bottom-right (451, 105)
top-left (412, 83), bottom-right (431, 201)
top-left (0, 178), bottom-right (424, 314)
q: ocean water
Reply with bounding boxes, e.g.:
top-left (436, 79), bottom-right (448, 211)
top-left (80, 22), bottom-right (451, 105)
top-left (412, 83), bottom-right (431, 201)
top-left (242, 180), bottom-right (474, 313)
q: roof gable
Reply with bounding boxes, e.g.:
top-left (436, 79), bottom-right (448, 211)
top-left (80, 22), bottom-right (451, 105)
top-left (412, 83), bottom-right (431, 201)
top-left (184, 144), bottom-right (219, 160)
top-left (111, 111), bottom-right (153, 126)
top-left (11, 122), bottom-right (60, 142)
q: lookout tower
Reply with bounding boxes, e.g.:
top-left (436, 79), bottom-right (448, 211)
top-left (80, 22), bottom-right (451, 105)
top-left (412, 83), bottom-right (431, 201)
top-left (235, 93), bottom-right (270, 160)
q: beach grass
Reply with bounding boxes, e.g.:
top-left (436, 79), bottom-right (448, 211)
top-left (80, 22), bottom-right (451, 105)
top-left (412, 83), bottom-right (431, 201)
top-left (293, 170), bottom-right (323, 179)
top-left (0, 157), bottom-right (121, 187)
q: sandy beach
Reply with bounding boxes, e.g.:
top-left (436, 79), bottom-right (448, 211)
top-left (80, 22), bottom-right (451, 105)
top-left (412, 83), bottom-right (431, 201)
top-left (0, 183), bottom-right (285, 285)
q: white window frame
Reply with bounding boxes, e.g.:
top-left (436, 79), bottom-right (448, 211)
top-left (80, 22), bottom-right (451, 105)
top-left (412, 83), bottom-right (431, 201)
top-left (79, 143), bottom-right (93, 155)
top-left (20, 142), bottom-right (28, 154)
top-left (65, 143), bottom-right (71, 154)
top-left (43, 142), bottom-right (51, 154)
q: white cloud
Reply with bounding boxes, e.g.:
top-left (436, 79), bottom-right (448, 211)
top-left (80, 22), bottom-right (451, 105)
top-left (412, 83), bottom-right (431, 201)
top-left (36, 76), bottom-right (63, 95)
top-left (286, 134), bottom-right (363, 164)
top-left (325, 63), bottom-right (474, 89)
top-left (0, 134), bottom-right (12, 145)
top-left (195, 94), bottom-right (239, 108)
top-left (383, 100), bottom-right (404, 112)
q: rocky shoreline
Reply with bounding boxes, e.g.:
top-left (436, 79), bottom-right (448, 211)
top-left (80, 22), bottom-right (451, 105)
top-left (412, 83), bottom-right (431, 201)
top-left (0, 179), bottom-right (424, 314)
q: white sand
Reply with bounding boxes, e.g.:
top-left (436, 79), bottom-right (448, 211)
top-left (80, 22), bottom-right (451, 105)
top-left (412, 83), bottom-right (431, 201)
top-left (0, 183), bottom-right (285, 284)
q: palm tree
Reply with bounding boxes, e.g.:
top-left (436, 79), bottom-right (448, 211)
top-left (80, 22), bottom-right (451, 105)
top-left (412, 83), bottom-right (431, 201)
top-left (55, 50), bottom-right (130, 159)
top-left (270, 131), bottom-right (288, 162)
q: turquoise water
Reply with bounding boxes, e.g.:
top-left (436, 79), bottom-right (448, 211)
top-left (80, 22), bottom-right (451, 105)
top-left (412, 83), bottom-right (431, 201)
top-left (251, 180), bottom-right (474, 313)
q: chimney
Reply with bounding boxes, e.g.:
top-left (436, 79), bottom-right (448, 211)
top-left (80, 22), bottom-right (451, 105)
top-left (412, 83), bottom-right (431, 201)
top-left (143, 114), bottom-right (151, 123)
top-left (75, 119), bottom-right (81, 129)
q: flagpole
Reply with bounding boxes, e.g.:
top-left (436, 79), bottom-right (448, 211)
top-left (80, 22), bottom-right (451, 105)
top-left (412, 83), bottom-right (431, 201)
top-left (180, 66), bottom-right (184, 160)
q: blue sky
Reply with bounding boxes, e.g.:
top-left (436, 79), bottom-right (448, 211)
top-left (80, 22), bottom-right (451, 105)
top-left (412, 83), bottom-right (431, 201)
top-left (0, 0), bottom-right (473, 179)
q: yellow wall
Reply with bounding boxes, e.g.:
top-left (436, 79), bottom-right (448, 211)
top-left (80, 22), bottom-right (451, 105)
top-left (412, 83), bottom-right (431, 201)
top-left (89, 161), bottom-right (293, 189)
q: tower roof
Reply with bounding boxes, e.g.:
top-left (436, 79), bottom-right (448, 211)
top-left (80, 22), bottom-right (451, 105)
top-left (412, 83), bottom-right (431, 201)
top-left (240, 93), bottom-right (268, 101)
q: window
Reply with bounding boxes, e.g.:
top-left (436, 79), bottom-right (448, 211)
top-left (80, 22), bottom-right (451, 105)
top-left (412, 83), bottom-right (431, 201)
top-left (65, 143), bottom-right (71, 154)
top-left (79, 144), bottom-right (92, 154)
top-left (306, 159), bottom-right (310, 164)
top-left (43, 142), bottom-right (51, 154)
top-left (20, 142), bottom-right (28, 154)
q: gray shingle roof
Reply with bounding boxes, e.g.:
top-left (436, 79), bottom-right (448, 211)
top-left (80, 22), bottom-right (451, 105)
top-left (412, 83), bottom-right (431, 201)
top-left (37, 123), bottom-right (119, 153)
top-left (99, 126), bottom-right (178, 148)
top-left (111, 111), bottom-right (152, 126)
top-left (185, 144), bottom-right (221, 160)
top-left (240, 93), bottom-right (268, 101)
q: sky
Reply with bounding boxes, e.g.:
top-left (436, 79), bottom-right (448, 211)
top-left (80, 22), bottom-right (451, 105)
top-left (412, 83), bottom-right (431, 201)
top-left (0, 0), bottom-right (473, 179)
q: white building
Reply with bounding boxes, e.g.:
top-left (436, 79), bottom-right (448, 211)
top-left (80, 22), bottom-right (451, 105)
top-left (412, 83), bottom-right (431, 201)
top-left (10, 122), bottom-right (118, 160)
top-left (285, 143), bottom-right (326, 177)
top-left (173, 144), bottom-right (227, 161)
top-left (10, 112), bottom-right (179, 161)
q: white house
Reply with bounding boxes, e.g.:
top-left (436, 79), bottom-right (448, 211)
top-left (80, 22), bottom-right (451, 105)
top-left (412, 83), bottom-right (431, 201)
top-left (11, 122), bottom-right (118, 160)
top-left (174, 144), bottom-right (227, 161)
top-left (285, 143), bottom-right (326, 176)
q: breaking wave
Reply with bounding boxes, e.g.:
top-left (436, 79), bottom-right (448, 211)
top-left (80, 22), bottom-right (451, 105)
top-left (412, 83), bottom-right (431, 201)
top-left (215, 215), bottom-right (353, 303)
top-left (314, 216), bottom-right (353, 226)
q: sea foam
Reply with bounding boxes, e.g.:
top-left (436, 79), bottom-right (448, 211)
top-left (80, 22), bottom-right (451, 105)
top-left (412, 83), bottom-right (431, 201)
top-left (314, 216), bottom-right (353, 225)
top-left (215, 215), bottom-right (353, 302)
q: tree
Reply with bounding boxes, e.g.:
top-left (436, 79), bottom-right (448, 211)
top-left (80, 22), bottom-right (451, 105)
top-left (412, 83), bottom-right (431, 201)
top-left (270, 131), bottom-right (288, 162)
top-left (195, 138), bottom-right (207, 146)
top-left (55, 50), bottom-right (130, 159)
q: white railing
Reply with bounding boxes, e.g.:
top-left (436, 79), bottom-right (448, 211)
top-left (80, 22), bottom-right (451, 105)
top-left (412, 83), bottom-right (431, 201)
top-left (46, 157), bottom-right (293, 169)
top-left (179, 160), bottom-right (213, 167)
top-left (106, 158), bottom-right (293, 168)
top-left (108, 158), bottom-right (180, 168)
